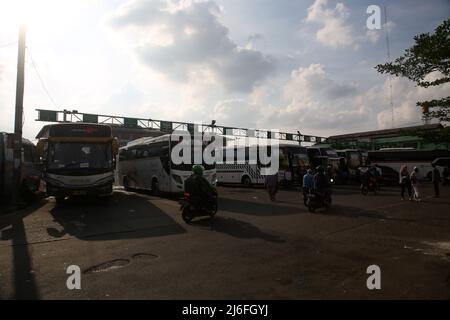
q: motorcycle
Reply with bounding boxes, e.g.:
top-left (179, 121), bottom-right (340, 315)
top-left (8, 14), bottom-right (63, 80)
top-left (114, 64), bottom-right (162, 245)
top-left (306, 189), bottom-right (332, 213)
top-left (179, 192), bottom-right (218, 223)
top-left (361, 178), bottom-right (378, 195)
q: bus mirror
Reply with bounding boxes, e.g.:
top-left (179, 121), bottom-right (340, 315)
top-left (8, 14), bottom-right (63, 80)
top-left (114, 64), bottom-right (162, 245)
top-left (112, 138), bottom-right (119, 156)
top-left (36, 140), bottom-right (44, 158)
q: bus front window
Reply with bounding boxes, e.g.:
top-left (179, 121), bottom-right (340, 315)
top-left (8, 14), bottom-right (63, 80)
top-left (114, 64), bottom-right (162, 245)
top-left (48, 142), bottom-right (112, 169)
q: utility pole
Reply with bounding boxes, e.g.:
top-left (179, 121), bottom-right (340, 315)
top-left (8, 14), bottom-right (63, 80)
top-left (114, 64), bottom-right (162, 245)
top-left (12, 24), bottom-right (26, 206)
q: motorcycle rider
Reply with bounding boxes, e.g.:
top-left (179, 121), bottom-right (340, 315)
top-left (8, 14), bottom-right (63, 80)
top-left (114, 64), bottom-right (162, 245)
top-left (184, 164), bottom-right (217, 208)
top-left (314, 166), bottom-right (331, 204)
top-left (302, 169), bottom-right (315, 206)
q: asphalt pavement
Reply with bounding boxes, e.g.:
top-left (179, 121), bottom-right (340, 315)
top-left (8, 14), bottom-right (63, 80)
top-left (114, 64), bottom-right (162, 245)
top-left (0, 183), bottom-right (449, 299)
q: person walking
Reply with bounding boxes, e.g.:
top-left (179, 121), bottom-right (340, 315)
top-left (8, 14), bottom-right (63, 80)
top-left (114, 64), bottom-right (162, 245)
top-left (265, 173), bottom-right (279, 201)
top-left (410, 167), bottom-right (421, 202)
top-left (399, 165), bottom-right (412, 201)
top-left (431, 164), bottom-right (441, 197)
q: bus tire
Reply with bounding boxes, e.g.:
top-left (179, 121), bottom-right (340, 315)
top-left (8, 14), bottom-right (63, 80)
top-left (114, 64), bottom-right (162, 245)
top-left (152, 178), bottom-right (160, 196)
top-left (241, 175), bottom-right (251, 187)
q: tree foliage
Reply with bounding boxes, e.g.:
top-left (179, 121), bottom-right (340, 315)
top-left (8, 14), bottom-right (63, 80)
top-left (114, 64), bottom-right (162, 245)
top-left (376, 19), bottom-right (450, 121)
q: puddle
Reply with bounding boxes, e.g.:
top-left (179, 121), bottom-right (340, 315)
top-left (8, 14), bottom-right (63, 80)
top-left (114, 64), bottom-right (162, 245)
top-left (84, 259), bottom-right (130, 274)
top-left (132, 253), bottom-right (159, 260)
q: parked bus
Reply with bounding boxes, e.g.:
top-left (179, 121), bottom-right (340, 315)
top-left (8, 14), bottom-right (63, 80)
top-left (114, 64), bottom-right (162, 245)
top-left (0, 132), bottom-right (41, 201)
top-left (336, 149), bottom-right (362, 170)
top-left (216, 144), bottom-right (310, 186)
top-left (368, 149), bottom-right (450, 180)
top-left (118, 134), bottom-right (216, 194)
top-left (36, 123), bottom-right (119, 202)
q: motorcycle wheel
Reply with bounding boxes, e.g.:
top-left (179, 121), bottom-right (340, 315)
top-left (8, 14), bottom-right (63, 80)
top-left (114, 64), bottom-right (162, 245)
top-left (182, 206), bottom-right (194, 224)
top-left (209, 201), bottom-right (218, 218)
top-left (308, 204), bottom-right (316, 213)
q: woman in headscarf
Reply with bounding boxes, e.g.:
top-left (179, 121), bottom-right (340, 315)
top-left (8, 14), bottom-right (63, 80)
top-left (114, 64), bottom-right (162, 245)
top-left (399, 165), bottom-right (412, 200)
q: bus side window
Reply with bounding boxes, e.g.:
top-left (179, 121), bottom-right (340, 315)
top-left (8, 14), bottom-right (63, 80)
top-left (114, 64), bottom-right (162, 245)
top-left (127, 148), bottom-right (137, 160)
top-left (141, 148), bottom-right (150, 158)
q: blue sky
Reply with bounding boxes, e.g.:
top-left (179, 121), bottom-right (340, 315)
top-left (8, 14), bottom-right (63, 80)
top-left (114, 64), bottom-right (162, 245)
top-left (0, 0), bottom-right (449, 140)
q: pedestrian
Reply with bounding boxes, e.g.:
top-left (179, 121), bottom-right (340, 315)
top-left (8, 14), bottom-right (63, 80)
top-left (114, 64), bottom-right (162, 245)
top-left (431, 163), bottom-right (441, 197)
top-left (302, 169), bottom-right (315, 206)
top-left (410, 167), bottom-right (421, 202)
top-left (265, 173), bottom-right (278, 201)
top-left (399, 165), bottom-right (412, 201)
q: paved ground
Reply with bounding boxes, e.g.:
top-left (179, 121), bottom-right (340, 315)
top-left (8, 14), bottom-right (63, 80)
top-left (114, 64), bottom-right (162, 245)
top-left (0, 183), bottom-right (449, 299)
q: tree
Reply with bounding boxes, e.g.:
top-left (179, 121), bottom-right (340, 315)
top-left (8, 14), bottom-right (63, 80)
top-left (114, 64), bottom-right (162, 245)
top-left (376, 19), bottom-right (450, 121)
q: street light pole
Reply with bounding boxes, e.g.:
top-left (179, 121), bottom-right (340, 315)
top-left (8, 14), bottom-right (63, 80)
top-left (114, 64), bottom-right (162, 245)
top-left (12, 24), bottom-right (26, 206)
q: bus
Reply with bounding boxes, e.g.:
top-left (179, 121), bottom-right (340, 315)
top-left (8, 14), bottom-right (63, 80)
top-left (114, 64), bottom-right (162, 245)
top-left (368, 149), bottom-right (450, 180)
top-left (216, 144), bottom-right (310, 186)
top-left (336, 149), bottom-right (362, 171)
top-left (36, 123), bottom-right (119, 202)
top-left (117, 134), bottom-right (216, 194)
top-left (0, 132), bottom-right (41, 201)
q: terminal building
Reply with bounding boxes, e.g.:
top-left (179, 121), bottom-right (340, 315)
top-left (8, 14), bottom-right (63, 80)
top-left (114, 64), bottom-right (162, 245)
top-left (327, 123), bottom-right (449, 150)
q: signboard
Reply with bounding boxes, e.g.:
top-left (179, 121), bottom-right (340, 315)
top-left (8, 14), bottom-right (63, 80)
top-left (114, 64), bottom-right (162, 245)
top-left (223, 127), bottom-right (233, 135)
top-left (38, 110), bottom-right (57, 122)
top-left (83, 114), bottom-right (98, 123)
top-left (49, 124), bottom-right (111, 137)
top-left (160, 121), bottom-right (172, 132)
top-left (124, 118), bottom-right (138, 128)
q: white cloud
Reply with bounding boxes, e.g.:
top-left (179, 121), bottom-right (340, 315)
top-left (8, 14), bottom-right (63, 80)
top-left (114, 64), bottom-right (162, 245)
top-left (366, 30), bottom-right (380, 44)
top-left (108, 0), bottom-right (276, 93)
top-left (306, 0), bottom-right (354, 48)
top-left (377, 77), bottom-right (450, 129)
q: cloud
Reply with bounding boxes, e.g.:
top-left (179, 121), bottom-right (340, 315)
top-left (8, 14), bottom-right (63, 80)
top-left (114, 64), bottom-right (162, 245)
top-left (306, 0), bottom-right (354, 48)
top-left (108, 0), bottom-right (276, 93)
top-left (284, 64), bottom-right (357, 101)
top-left (376, 76), bottom-right (450, 129)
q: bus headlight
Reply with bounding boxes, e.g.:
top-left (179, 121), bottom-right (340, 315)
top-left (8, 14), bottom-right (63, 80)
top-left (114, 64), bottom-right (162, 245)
top-left (172, 174), bottom-right (183, 185)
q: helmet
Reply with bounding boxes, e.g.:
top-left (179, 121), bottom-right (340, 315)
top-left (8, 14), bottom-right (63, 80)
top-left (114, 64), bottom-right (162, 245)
top-left (316, 165), bottom-right (324, 173)
top-left (307, 169), bottom-right (312, 174)
top-left (192, 164), bottom-right (205, 176)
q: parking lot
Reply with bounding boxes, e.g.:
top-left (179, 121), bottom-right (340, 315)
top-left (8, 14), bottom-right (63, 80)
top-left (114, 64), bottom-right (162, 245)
top-left (0, 183), bottom-right (449, 299)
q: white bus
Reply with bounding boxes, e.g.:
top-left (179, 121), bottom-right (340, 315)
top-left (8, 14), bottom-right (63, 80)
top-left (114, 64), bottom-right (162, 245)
top-left (118, 134), bottom-right (216, 194)
top-left (216, 144), bottom-right (311, 186)
top-left (368, 149), bottom-right (450, 180)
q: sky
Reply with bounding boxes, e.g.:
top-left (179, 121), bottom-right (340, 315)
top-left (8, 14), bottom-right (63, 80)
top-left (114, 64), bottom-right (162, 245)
top-left (0, 0), bottom-right (449, 141)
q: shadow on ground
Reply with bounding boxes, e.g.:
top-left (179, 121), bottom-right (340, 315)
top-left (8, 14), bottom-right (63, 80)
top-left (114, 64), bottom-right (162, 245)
top-left (46, 191), bottom-right (186, 241)
top-left (190, 216), bottom-right (285, 243)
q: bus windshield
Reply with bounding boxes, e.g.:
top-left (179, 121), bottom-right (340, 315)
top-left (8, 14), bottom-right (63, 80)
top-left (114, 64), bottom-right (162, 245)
top-left (48, 142), bottom-right (112, 169)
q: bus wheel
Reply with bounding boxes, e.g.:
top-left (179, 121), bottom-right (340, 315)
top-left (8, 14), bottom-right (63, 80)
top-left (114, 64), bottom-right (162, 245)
top-left (242, 176), bottom-right (251, 187)
top-left (152, 179), bottom-right (160, 196)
